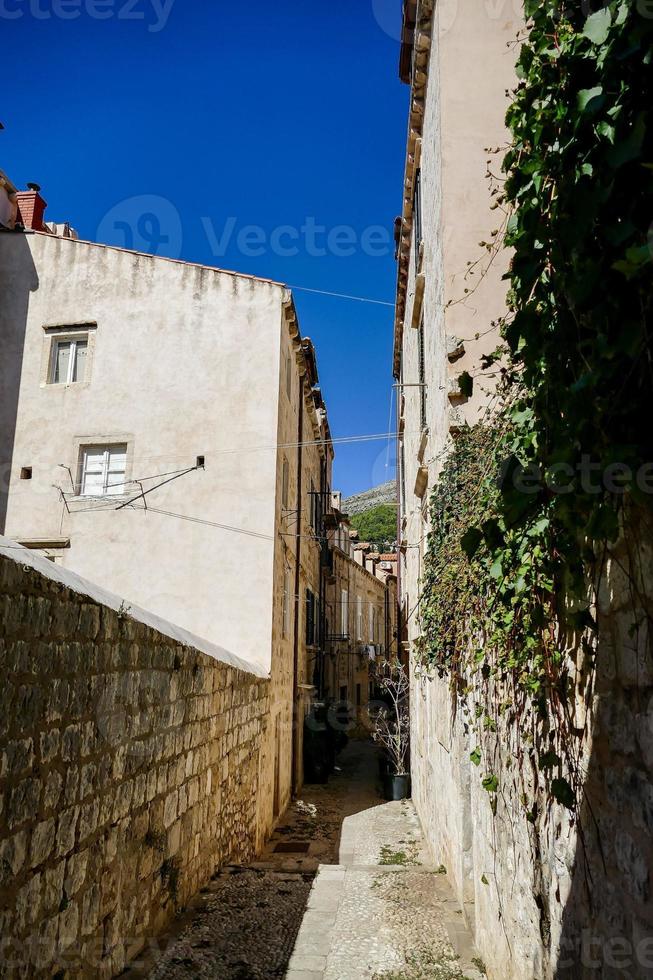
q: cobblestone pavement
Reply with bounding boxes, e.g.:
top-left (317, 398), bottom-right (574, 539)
top-left (122, 741), bottom-right (483, 980)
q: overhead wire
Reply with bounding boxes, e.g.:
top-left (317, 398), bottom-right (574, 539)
top-left (11, 428), bottom-right (422, 472)
top-left (288, 284), bottom-right (395, 307)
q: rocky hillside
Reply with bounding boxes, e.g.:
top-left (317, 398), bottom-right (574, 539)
top-left (342, 480), bottom-right (397, 516)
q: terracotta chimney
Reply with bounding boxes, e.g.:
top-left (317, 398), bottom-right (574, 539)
top-left (16, 183), bottom-right (47, 231)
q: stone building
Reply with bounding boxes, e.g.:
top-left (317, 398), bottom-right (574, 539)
top-left (391, 0), bottom-right (528, 974)
top-left (0, 192), bottom-right (334, 819)
top-left (322, 511), bottom-right (398, 719)
top-left (392, 4), bottom-right (653, 979)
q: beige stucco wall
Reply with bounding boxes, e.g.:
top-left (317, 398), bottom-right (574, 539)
top-left (0, 233), bottom-right (285, 673)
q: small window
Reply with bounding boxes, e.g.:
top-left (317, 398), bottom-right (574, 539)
top-left (50, 336), bottom-right (88, 384)
top-left (369, 606), bottom-right (375, 643)
top-left (78, 444), bottom-right (127, 497)
top-left (356, 595), bottom-right (363, 641)
top-left (20, 467), bottom-right (32, 480)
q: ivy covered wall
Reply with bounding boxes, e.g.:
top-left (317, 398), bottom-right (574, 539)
top-left (413, 2), bottom-right (653, 976)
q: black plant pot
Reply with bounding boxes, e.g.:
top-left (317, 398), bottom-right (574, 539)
top-left (382, 772), bottom-right (411, 801)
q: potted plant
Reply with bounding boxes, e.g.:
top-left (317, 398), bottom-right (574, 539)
top-left (372, 660), bottom-right (410, 800)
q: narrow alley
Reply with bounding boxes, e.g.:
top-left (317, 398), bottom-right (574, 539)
top-left (123, 741), bottom-right (483, 980)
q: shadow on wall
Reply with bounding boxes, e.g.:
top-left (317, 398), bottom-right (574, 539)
top-left (553, 522), bottom-right (653, 979)
top-left (0, 230), bottom-right (39, 531)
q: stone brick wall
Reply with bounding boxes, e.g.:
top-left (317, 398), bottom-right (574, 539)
top-left (411, 530), bottom-right (653, 979)
top-left (0, 546), bottom-right (270, 978)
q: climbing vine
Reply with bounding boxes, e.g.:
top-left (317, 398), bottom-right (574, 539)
top-left (417, 0), bottom-right (653, 811)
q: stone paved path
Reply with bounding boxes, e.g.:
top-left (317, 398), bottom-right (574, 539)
top-left (122, 742), bottom-right (483, 980)
top-left (286, 747), bottom-right (484, 980)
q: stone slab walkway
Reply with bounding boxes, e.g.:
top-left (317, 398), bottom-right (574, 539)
top-left (286, 771), bottom-right (484, 980)
top-left (122, 742), bottom-right (483, 979)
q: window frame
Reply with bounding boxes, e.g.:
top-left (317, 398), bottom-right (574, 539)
top-left (49, 335), bottom-right (88, 385)
top-left (77, 443), bottom-right (129, 498)
top-left (42, 322), bottom-right (97, 388)
top-left (341, 588), bottom-right (349, 637)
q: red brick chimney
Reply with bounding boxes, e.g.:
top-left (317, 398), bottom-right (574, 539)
top-left (16, 183), bottom-right (47, 231)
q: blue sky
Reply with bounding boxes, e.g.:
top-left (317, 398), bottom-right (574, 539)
top-left (2, 0), bottom-right (408, 496)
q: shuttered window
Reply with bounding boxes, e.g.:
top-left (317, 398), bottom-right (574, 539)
top-left (79, 445), bottom-right (127, 496)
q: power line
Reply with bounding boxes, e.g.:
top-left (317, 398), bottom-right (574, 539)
top-left (288, 285), bottom-right (395, 307)
top-left (9, 428), bottom-right (416, 472)
top-left (126, 504), bottom-right (275, 540)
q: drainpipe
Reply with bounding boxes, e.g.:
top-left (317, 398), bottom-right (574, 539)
top-left (291, 378), bottom-right (304, 796)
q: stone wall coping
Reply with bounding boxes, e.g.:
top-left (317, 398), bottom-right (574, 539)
top-left (0, 534), bottom-right (268, 678)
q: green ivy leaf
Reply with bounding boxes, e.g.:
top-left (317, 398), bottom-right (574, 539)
top-left (596, 121), bottom-right (615, 143)
top-left (577, 86), bottom-right (604, 113)
top-left (583, 8), bottom-right (612, 45)
top-left (458, 371), bottom-right (474, 398)
top-left (470, 748), bottom-right (481, 767)
top-left (482, 774), bottom-right (499, 793)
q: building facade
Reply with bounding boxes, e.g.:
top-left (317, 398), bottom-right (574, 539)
top-left (0, 196), bottom-right (334, 826)
top-left (392, 0), bottom-right (526, 975)
top-left (322, 514), bottom-right (398, 722)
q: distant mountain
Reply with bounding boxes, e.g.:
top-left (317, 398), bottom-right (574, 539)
top-left (342, 480), bottom-right (397, 516)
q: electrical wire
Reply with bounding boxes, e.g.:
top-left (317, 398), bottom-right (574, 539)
top-left (9, 428), bottom-right (421, 472)
top-left (288, 285), bottom-right (395, 307)
top-left (98, 503), bottom-right (275, 541)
